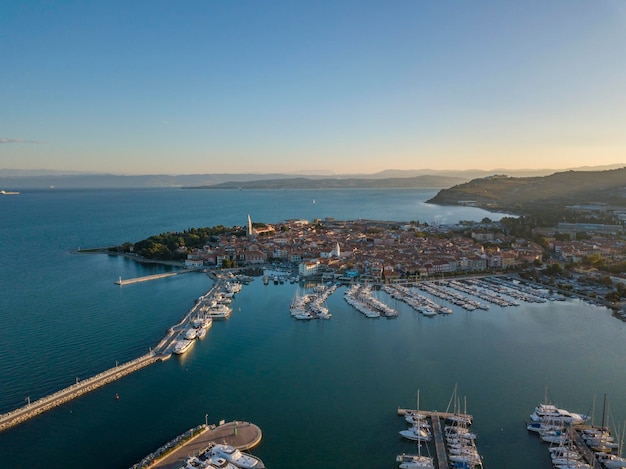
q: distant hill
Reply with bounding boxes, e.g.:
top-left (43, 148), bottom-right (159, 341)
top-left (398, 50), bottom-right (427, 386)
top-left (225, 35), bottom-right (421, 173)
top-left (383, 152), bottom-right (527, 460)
top-left (1, 164), bottom-right (624, 189)
top-left (0, 172), bottom-right (312, 189)
top-left (188, 175), bottom-right (467, 190)
top-left (427, 167), bottom-right (626, 214)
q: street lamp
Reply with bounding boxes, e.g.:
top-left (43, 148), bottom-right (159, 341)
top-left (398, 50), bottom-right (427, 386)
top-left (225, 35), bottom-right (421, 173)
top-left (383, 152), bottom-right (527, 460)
top-left (205, 414), bottom-right (208, 427)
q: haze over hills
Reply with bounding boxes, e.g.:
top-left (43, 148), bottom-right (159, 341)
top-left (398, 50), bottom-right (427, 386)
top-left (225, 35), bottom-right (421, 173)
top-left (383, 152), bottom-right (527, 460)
top-left (188, 175), bottom-right (468, 190)
top-left (1, 164), bottom-right (624, 189)
top-left (427, 167), bottom-right (626, 214)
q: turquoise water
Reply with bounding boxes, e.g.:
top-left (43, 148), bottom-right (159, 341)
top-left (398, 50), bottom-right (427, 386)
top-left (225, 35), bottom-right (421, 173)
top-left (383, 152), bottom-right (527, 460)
top-left (0, 188), bottom-right (624, 468)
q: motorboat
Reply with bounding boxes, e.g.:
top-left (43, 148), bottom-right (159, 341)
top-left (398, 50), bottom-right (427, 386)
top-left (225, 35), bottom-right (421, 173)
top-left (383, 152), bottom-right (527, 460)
top-left (400, 425), bottom-right (432, 442)
top-left (529, 404), bottom-right (588, 425)
top-left (173, 339), bottom-right (194, 355)
top-left (209, 444), bottom-right (265, 468)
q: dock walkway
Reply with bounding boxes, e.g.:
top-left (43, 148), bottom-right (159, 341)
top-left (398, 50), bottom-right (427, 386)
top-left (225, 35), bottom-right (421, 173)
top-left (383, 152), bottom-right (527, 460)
top-left (430, 415), bottom-right (449, 469)
top-left (571, 427), bottom-right (603, 469)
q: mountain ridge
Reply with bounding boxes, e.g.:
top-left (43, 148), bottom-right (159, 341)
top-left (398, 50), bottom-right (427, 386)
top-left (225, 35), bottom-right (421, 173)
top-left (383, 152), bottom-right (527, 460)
top-left (1, 164), bottom-right (624, 189)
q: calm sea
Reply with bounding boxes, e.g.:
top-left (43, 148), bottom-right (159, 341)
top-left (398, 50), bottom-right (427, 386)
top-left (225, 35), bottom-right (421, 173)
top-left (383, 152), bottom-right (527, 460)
top-left (0, 188), bottom-right (624, 469)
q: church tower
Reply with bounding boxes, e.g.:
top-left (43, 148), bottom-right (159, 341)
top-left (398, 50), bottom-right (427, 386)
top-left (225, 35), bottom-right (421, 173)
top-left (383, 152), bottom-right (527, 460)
top-left (247, 214), bottom-right (253, 237)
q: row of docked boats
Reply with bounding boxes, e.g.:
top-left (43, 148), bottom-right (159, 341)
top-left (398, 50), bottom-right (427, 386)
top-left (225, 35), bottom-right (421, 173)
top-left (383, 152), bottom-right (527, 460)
top-left (173, 278), bottom-right (244, 355)
top-left (173, 316), bottom-right (213, 355)
top-left (383, 284), bottom-right (452, 316)
top-left (181, 443), bottom-right (265, 469)
top-left (411, 275), bottom-right (565, 311)
top-left (398, 405), bottom-right (435, 469)
top-left (197, 281), bottom-right (241, 319)
top-left (397, 390), bottom-right (482, 469)
top-left (415, 281), bottom-right (489, 311)
top-left (289, 283), bottom-right (336, 320)
top-left (344, 283), bottom-right (398, 318)
top-left (527, 398), bottom-right (626, 469)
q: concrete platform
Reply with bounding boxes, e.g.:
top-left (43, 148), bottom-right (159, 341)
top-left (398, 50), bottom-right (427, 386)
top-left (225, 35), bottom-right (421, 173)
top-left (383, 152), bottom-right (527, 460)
top-left (151, 421), bottom-right (262, 469)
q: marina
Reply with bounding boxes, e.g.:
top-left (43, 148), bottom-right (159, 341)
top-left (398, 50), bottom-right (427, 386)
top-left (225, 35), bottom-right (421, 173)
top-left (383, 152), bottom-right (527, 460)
top-left (0, 270), bottom-right (608, 434)
top-left (527, 396), bottom-right (626, 469)
top-left (1, 187), bottom-right (624, 468)
top-left (397, 387), bottom-right (482, 469)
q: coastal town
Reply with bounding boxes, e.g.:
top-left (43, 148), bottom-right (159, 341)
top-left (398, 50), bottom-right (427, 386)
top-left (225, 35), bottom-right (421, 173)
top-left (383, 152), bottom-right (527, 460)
top-left (4, 208), bottom-right (626, 468)
top-left (132, 214), bottom-right (626, 315)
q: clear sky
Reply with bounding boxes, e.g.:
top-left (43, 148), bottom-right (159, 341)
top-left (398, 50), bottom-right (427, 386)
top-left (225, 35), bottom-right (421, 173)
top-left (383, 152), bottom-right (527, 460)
top-left (2, 1), bottom-right (626, 175)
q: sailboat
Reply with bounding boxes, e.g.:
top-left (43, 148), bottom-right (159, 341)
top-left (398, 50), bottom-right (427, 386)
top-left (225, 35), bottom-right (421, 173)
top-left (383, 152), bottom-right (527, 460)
top-left (398, 390), bottom-right (435, 468)
top-left (396, 444), bottom-right (434, 469)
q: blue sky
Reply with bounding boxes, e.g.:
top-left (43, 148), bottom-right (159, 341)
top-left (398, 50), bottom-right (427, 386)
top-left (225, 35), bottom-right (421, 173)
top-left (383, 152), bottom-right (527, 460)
top-left (2, 1), bottom-right (626, 174)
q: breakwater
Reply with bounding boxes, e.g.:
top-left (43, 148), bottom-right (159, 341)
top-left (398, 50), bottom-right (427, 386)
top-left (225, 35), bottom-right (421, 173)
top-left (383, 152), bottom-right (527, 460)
top-left (0, 275), bottom-right (222, 432)
top-left (115, 268), bottom-right (197, 286)
top-left (0, 353), bottom-right (160, 432)
top-left (131, 424), bottom-right (207, 469)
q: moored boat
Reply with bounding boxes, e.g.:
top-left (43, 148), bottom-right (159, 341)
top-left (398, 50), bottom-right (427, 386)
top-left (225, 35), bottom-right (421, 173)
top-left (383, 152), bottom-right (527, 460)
top-left (173, 339), bottom-right (194, 355)
top-left (208, 444), bottom-right (265, 468)
top-left (396, 451), bottom-right (435, 469)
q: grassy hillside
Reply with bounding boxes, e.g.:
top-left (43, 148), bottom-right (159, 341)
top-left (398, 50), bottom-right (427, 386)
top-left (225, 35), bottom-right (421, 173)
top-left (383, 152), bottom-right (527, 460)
top-left (427, 168), bottom-right (626, 214)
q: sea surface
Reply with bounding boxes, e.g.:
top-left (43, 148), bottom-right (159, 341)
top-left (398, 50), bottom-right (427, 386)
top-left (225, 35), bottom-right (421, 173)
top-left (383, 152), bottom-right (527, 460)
top-left (0, 188), bottom-right (624, 469)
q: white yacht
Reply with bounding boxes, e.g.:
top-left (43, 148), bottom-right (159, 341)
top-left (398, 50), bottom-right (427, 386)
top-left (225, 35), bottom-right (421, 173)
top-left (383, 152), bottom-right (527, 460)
top-left (209, 444), bottom-right (265, 468)
top-left (400, 425), bottom-right (432, 442)
top-left (184, 328), bottom-right (198, 340)
top-left (207, 304), bottom-right (232, 319)
top-left (173, 339), bottom-right (194, 355)
top-left (529, 403), bottom-right (589, 425)
top-left (194, 317), bottom-right (213, 339)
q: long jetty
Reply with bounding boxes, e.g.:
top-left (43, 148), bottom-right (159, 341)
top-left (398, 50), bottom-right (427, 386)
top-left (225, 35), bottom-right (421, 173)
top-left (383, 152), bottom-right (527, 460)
top-left (0, 353), bottom-right (160, 432)
top-left (115, 269), bottom-right (197, 286)
top-left (0, 274), bottom-right (225, 432)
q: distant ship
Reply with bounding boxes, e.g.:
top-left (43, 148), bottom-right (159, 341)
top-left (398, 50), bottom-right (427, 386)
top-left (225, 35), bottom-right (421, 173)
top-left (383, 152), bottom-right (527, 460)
top-left (0, 190), bottom-right (20, 195)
